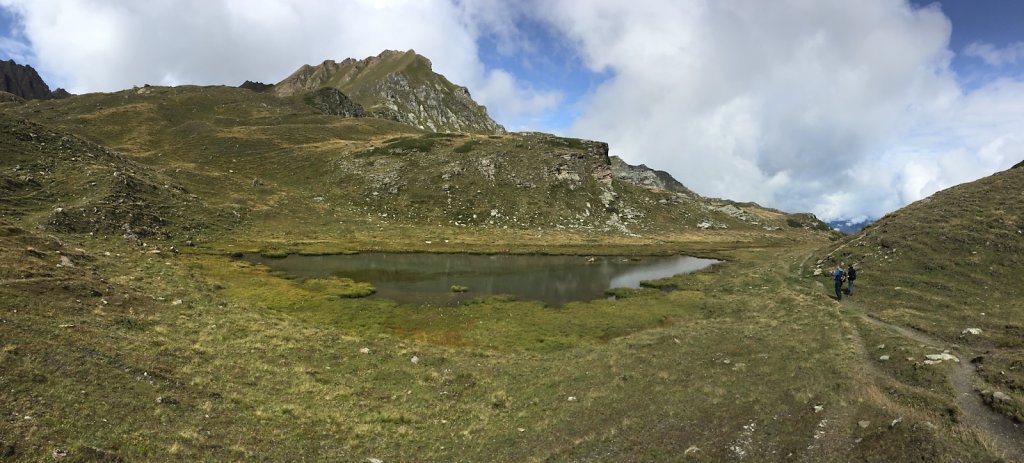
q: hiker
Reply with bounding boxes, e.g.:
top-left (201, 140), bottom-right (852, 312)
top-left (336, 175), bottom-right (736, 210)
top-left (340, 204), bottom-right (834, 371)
top-left (846, 264), bottom-right (857, 296)
top-left (832, 264), bottom-right (845, 301)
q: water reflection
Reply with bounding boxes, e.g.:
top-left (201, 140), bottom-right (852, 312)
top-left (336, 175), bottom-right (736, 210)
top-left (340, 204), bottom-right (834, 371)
top-left (246, 253), bottom-right (718, 306)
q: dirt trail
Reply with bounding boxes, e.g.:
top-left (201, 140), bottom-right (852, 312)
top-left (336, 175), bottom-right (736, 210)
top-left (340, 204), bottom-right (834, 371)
top-left (859, 314), bottom-right (1024, 461)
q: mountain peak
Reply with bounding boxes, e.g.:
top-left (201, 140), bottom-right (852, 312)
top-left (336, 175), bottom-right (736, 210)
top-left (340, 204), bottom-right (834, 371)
top-left (274, 50), bottom-right (504, 135)
top-left (0, 59), bottom-right (71, 100)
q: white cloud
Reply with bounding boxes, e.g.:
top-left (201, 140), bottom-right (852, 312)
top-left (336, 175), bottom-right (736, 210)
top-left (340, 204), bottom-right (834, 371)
top-left (964, 41), bottom-right (1024, 67)
top-left (533, 0), bottom-right (1020, 221)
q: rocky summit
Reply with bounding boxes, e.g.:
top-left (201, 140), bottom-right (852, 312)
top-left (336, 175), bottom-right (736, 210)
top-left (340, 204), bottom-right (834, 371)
top-left (0, 59), bottom-right (70, 100)
top-left (274, 50), bottom-right (506, 135)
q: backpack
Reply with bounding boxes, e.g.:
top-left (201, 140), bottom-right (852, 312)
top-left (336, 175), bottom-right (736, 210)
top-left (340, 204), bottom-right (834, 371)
top-left (848, 268), bottom-right (857, 281)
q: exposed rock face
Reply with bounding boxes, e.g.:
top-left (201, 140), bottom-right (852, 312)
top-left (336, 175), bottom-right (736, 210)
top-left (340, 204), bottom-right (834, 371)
top-left (239, 80), bottom-right (273, 92)
top-left (303, 87), bottom-right (364, 117)
top-left (274, 50), bottom-right (506, 134)
top-left (0, 59), bottom-right (70, 100)
top-left (609, 155), bottom-right (695, 195)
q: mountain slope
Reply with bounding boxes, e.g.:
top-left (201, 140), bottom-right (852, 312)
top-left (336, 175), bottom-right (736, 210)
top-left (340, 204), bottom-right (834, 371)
top-left (274, 50), bottom-right (505, 135)
top-left (816, 163), bottom-right (1024, 423)
top-left (7, 84), bottom-right (828, 254)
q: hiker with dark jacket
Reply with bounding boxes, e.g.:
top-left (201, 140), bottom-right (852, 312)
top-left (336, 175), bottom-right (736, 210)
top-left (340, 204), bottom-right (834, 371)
top-left (846, 264), bottom-right (857, 296)
top-left (832, 265), bottom-right (845, 301)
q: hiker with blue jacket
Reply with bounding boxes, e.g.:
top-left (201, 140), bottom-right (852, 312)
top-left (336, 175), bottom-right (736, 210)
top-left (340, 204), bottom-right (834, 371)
top-left (832, 264), bottom-right (846, 301)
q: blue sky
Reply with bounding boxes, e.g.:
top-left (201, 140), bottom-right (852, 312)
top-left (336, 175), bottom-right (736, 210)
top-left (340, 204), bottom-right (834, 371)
top-left (1, 0), bottom-right (1022, 224)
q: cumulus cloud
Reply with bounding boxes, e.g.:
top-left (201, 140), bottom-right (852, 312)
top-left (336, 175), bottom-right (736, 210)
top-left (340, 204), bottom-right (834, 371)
top-left (0, 0), bottom-right (554, 127)
top-left (964, 41), bottom-right (1024, 67)
top-left (532, 0), bottom-right (1021, 221)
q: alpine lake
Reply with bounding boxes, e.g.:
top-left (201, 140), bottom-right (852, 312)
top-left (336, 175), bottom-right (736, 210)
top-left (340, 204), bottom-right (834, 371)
top-left (244, 253), bottom-right (719, 307)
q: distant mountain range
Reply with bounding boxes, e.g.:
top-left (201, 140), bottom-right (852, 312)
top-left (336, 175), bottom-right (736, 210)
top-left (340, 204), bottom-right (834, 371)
top-left (827, 219), bottom-right (874, 234)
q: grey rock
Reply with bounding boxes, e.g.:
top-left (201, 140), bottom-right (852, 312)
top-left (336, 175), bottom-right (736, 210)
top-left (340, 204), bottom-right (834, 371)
top-left (608, 155), bottom-right (694, 195)
top-left (303, 87), bottom-right (365, 117)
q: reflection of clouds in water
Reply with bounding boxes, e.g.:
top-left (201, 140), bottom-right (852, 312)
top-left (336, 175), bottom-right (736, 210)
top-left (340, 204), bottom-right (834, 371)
top-left (609, 257), bottom-right (719, 289)
top-left (249, 253), bottom-right (718, 306)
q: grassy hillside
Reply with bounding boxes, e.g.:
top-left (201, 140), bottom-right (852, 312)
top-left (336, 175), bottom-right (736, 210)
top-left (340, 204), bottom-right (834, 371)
top-left (814, 165), bottom-right (1024, 427)
top-left (7, 85), bottom-right (820, 256)
top-left (1, 86), bottom-right (1015, 460)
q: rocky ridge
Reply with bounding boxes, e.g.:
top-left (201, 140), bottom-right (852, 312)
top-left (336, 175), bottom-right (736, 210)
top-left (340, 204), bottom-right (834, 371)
top-left (238, 80), bottom-right (273, 92)
top-left (609, 155), bottom-right (695, 196)
top-left (273, 50), bottom-right (505, 135)
top-left (0, 59), bottom-right (70, 100)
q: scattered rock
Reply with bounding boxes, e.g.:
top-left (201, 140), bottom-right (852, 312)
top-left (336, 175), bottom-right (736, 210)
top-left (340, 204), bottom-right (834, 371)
top-left (156, 396), bottom-right (178, 405)
top-left (684, 445), bottom-right (700, 456)
top-left (961, 328), bottom-right (982, 336)
top-left (171, 300), bottom-right (183, 306)
top-left (813, 404), bottom-right (824, 413)
top-left (410, 356), bottom-right (419, 364)
top-left (924, 352), bottom-right (959, 364)
top-left (890, 416), bottom-right (902, 427)
top-left (58, 255), bottom-right (74, 267)
top-left (52, 448), bottom-right (67, 459)
top-left (450, 285), bottom-right (469, 293)
top-left (567, 396), bottom-right (578, 402)
top-left (993, 391), bottom-right (1012, 403)
top-left (879, 355), bottom-right (890, 361)
top-left (858, 420), bottom-right (871, 429)
top-left (359, 347), bottom-right (370, 354)
top-left (367, 458), bottom-right (383, 463)
top-left (812, 268), bottom-right (823, 276)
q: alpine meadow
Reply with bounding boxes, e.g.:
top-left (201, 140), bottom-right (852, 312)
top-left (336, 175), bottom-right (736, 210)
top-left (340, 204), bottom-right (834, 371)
top-left (1, 44), bottom-right (1022, 462)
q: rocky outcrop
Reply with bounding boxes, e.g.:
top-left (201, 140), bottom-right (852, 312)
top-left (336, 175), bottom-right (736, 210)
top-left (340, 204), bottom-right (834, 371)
top-left (274, 50), bottom-right (505, 135)
top-left (609, 156), bottom-right (695, 195)
top-left (0, 59), bottom-right (70, 100)
top-left (239, 80), bottom-right (273, 92)
top-left (303, 87), bottom-right (364, 117)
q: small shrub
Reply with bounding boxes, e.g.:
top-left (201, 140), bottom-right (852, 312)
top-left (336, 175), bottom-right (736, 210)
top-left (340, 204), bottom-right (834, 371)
top-left (453, 140), bottom-right (481, 153)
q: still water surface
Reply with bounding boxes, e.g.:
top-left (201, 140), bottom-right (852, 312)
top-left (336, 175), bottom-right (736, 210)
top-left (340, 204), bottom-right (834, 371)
top-left (247, 253), bottom-right (718, 306)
